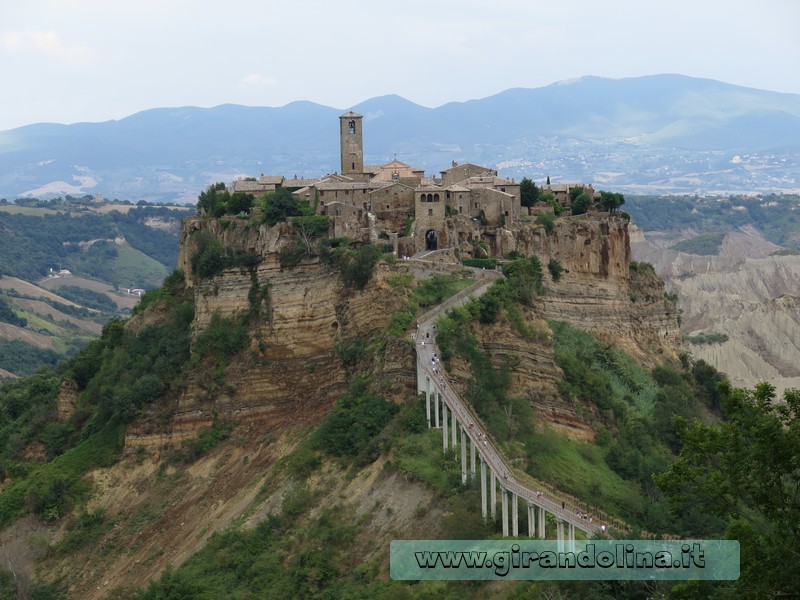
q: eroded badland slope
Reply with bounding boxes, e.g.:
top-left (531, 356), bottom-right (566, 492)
top-left (632, 226), bottom-right (800, 395)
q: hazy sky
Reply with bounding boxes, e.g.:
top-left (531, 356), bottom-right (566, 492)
top-left (1, 0), bottom-right (798, 131)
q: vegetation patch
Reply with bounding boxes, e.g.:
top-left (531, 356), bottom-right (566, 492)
top-left (670, 232), bottom-right (726, 255)
top-left (311, 380), bottom-right (398, 467)
top-left (686, 331), bottom-right (729, 345)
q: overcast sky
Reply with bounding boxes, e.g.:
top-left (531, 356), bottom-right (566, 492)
top-left (1, 0), bottom-right (798, 132)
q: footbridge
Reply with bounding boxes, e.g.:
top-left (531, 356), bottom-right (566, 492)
top-left (414, 272), bottom-right (616, 549)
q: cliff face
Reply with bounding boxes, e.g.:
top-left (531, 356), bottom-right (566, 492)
top-left (128, 214), bottom-right (679, 451)
top-left (127, 217), bottom-right (413, 451)
top-left (441, 215), bottom-right (682, 441)
top-left (506, 215), bottom-right (681, 366)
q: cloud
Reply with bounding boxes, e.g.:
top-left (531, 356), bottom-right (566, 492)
top-left (240, 73), bottom-right (277, 88)
top-left (1, 29), bottom-right (96, 66)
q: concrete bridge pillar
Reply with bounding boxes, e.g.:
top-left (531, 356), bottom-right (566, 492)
top-left (568, 523), bottom-right (576, 553)
top-left (442, 403), bottom-right (448, 451)
top-left (527, 502), bottom-right (535, 538)
top-left (460, 427), bottom-right (468, 484)
top-left (490, 469), bottom-right (497, 521)
top-left (425, 376), bottom-right (431, 428)
top-left (512, 493), bottom-right (519, 537)
top-left (556, 519), bottom-right (565, 553)
top-left (480, 458), bottom-right (487, 519)
top-left (470, 436), bottom-right (476, 480)
top-left (434, 389), bottom-right (440, 428)
top-left (451, 406), bottom-right (457, 449)
top-left (501, 490), bottom-right (509, 537)
top-left (538, 507), bottom-right (546, 539)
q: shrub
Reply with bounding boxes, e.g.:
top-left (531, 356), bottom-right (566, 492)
top-left (176, 420), bottom-right (233, 463)
top-left (312, 381), bottom-right (398, 463)
top-left (340, 245), bottom-right (382, 289)
top-left (461, 257), bottom-right (497, 269)
top-left (190, 231), bottom-right (225, 279)
top-left (503, 257), bottom-right (544, 305)
top-left (535, 212), bottom-right (556, 234)
top-left (547, 258), bottom-right (563, 282)
top-left (334, 336), bottom-right (366, 368)
top-left (194, 312), bottom-right (248, 361)
top-left (278, 239), bottom-right (308, 270)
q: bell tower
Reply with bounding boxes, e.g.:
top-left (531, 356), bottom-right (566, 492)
top-left (340, 111), bottom-right (364, 176)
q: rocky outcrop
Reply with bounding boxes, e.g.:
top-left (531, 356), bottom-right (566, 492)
top-left (508, 215), bottom-right (681, 366)
top-left (437, 215), bottom-right (681, 440)
top-left (128, 213), bottom-right (680, 450)
top-left (126, 218), bottom-right (415, 451)
top-left (57, 380), bottom-right (78, 421)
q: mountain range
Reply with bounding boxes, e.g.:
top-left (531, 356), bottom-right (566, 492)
top-left (2, 74), bottom-right (799, 202)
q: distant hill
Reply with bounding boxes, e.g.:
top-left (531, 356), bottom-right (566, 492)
top-left (1, 74), bottom-right (799, 202)
top-left (0, 275), bottom-right (106, 376)
top-left (0, 200), bottom-right (190, 375)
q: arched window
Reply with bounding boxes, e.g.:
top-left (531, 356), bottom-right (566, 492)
top-left (433, 194), bottom-right (440, 202)
top-left (348, 120), bottom-right (356, 134)
top-left (427, 193), bottom-right (433, 202)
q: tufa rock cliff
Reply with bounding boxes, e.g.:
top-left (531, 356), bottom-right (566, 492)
top-left (125, 217), bottom-right (414, 453)
top-left (506, 215), bottom-right (682, 367)
top-left (129, 213), bottom-right (680, 448)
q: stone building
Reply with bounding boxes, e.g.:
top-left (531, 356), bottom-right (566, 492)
top-left (542, 183), bottom-right (597, 207)
top-left (235, 111), bottom-right (596, 256)
top-left (309, 111), bottom-right (525, 253)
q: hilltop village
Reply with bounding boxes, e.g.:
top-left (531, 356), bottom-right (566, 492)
top-left (230, 112), bottom-right (595, 257)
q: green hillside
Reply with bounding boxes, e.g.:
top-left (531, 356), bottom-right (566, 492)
top-left (0, 244), bottom-right (797, 598)
top-left (626, 193), bottom-right (800, 248)
top-left (0, 198), bottom-right (189, 376)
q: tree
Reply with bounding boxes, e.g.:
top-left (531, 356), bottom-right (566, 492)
top-left (292, 215), bottom-right (331, 252)
top-left (226, 191), bottom-right (254, 215)
top-left (599, 191), bottom-right (625, 213)
top-left (262, 188), bottom-right (303, 225)
top-left (520, 177), bottom-right (539, 208)
top-left (535, 212), bottom-right (556, 233)
top-left (196, 182), bottom-right (228, 217)
top-left (571, 193), bottom-right (591, 215)
top-left (655, 382), bottom-right (800, 598)
top-left (568, 186), bottom-right (584, 204)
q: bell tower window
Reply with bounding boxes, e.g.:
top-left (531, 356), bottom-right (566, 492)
top-left (348, 120), bottom-right (356, 134)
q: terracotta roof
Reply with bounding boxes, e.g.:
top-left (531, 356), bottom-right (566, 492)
top-left (284, 177), bottom-right (319, 188)
top-left (315, 181), bottom-right (391, 191)
top-left (440, 162), bottom-right (493, 174)
top-left (232, 180), bottom-right (264, 192)
top-left (466, 175), bottom-right (514, 185)
top-left (545, 183), bottom-right (588, 192)
top-left (340, 111), bottom-right (362, 118)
